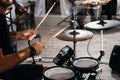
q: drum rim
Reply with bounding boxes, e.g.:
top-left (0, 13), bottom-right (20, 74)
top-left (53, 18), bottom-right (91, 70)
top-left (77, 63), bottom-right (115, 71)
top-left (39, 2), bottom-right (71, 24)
top-left (73, 57), bottom-right (99, 69)
top-left (43, 66), bottom-right (75, 80)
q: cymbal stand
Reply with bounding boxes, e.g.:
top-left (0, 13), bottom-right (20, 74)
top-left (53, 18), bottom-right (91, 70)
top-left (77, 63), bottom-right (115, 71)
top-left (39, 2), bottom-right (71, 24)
top-left (57, 0), bottom-right (73, 26)
top-left (70, 0), bottom-right (84, 58)
top-left (69, 0), bottom-right (78, 58)
top-left (97, 20), bottom-right (106, 61)
top-left (57, 15), bottom-right (71, 26)
top-left (98, 29), bottom-right (105, 61)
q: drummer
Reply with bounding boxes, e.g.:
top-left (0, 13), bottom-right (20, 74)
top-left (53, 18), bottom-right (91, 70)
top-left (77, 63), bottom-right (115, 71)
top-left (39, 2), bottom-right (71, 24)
top-left (0, 0), bottom-right (45, 80)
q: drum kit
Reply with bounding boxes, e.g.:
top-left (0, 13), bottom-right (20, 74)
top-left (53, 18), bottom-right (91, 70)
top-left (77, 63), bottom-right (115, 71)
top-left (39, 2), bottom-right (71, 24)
top-left (28, 0), bottom-right (120, 80)
top-left (43, 25), bottom-right (120, 79)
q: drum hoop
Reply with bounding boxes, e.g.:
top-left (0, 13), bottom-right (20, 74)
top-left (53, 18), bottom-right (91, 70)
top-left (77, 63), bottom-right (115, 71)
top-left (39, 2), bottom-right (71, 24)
top-left (73, 57), bottom-right (99, 68)
top-left (43, 66), bottom-right (75, 80)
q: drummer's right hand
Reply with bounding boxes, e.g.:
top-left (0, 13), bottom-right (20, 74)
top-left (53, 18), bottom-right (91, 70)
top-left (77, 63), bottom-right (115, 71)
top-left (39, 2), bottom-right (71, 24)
top-left (31, 42), bottom-right (45, 55)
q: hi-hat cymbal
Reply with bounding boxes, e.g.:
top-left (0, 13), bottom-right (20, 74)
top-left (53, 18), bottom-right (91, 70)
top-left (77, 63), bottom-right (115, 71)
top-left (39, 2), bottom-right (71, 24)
top-left (56, 29), bottom-right (93, 41)
top-left (84, 20), bottom-right (120, 30)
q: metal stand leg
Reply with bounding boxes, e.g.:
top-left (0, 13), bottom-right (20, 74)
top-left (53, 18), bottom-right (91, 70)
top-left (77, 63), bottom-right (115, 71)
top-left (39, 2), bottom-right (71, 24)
top-left (73, 41), bottom-right (77, 58)
top-left (57, 15), bottom-right (71, 26)
top-left (100, 30), bottom-right (104, 51)
top-left (98, 30), bottom-right (105, 61)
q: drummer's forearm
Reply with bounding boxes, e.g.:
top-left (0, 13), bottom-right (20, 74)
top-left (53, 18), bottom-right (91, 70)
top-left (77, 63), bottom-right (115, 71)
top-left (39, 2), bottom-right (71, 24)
top-left (10, 32), bottom-right (22, 40)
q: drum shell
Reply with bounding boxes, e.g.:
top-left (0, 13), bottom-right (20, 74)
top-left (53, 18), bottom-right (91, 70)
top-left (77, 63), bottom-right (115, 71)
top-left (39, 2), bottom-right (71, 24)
top-left (43, 66), bottom-right (75, 80)
top-left (73, 57), bottom-right (99, 73)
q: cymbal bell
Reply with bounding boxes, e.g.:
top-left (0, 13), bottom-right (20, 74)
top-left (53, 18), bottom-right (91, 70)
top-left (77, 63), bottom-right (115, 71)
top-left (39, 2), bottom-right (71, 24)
top-left (56, 29), bottom-right (93, 41)
top-left (84, 20), bottom-right (120, 30)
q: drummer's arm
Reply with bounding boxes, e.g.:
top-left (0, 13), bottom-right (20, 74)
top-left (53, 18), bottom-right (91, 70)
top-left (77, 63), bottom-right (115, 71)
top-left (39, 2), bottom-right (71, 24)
top-left (0, 47), bottom-right (31, 73)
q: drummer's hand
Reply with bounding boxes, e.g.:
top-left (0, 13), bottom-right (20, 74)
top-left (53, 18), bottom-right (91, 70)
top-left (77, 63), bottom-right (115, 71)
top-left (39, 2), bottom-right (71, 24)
top-left (31, 42), bottom-right (45, 55)
top-left (20, 29), bottom-right (37, 40)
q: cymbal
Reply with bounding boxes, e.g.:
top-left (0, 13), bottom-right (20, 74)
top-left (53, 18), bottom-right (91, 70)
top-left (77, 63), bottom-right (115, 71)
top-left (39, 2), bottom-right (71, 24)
top-left (84, 20), bottom-right (120, 30)
top-left (56, 29), bottom-right (93, 41)
top-left (75, 0), bottom-right (111, 6)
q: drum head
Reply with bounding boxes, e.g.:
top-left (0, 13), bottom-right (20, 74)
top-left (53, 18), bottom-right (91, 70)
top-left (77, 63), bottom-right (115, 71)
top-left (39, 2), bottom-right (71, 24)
top-left (43, 66), bottom-right (75, 80)
top-left (73, 57), bottom-right (99, 73)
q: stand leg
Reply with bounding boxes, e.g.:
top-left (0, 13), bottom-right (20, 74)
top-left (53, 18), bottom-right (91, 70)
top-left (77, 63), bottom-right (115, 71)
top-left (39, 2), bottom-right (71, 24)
top-left (73, 41), bottom-right (77, 58)
top-left (100, 30), bottom-right (104, 51)
top-left (57, 15), bottom-right (71, 26)
top-left (98, 30), bottom-right (105, 61)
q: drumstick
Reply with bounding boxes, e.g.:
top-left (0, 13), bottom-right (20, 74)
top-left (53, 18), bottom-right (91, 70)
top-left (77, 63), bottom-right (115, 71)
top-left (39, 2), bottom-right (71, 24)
top-left (43, 25), bottom-right (69, 45)
top-left (34, 2), bottom-right (56, 31)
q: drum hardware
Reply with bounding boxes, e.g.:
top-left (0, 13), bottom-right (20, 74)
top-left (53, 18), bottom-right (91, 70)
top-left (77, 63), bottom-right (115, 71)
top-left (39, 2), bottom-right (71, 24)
top-left (97, 50), bottom-right (105, 61)
top-left (87, 73), bottom-right (97, 80)
top-left (84, 20), bottom-right (120, 63)
top-left (56, 29), bottom-right (93, 58)
top-left (97, 19), bottom-right (107, 26)
top-left (96, 67), bottom-right (102, 74)
top-left (56, 0), bottom-right (80, 57)
top-left (87, 67), bottom-right (102, 80)
top-left (57, 15), bottom-right (71, 26)
top-left (53, 45), bottom-right (74, 66)
top-left (57, 0), bottom-right (85, 29)
top-left (72, 56), bottom-right (103, 80)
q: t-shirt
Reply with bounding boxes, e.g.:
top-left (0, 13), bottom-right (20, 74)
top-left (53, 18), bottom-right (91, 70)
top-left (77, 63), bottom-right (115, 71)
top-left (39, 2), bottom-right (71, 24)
top-left (0, 14), bottom-right (15, 55)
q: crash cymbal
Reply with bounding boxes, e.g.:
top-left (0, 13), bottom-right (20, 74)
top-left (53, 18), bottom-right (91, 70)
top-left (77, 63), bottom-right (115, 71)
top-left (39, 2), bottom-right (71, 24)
top-left (56, 29), bottom-right (93, 41)
top-left (75, 0), bottom-right (111, 6)
top-left (84, 20), bottom-right (120, 30)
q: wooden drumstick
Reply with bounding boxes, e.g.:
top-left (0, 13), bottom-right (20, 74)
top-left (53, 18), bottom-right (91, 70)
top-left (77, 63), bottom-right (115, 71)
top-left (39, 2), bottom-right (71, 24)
top-left (34, 2), bottom-right (56, 31)
top-left (43, 25), bottom-right (69, 45)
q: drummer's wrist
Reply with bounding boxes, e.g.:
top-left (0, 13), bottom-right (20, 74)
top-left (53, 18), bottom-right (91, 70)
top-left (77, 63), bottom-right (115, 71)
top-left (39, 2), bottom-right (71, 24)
top-left (29, 46), bottom-right (36, 57)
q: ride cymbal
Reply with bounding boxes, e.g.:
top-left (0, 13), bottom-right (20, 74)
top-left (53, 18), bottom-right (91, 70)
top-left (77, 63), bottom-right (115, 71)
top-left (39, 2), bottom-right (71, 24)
top-left (84, 20), bottom-right (120, 30)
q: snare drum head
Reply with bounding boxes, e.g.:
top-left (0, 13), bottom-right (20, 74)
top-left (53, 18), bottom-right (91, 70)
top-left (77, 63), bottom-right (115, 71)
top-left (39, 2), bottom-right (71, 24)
top-left (44, 66), bottom-right (75, 80)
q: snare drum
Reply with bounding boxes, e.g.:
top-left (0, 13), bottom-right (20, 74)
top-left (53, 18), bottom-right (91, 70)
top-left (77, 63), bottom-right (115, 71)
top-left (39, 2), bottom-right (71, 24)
top-left (43, 66), bottom-right (75, 80)
top-left (73, 57), bottom-right (99, 73)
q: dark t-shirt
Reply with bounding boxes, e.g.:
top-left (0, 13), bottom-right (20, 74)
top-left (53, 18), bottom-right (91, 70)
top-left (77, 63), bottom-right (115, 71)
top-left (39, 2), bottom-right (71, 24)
top-left (0, 14), bottom-right (15, 55)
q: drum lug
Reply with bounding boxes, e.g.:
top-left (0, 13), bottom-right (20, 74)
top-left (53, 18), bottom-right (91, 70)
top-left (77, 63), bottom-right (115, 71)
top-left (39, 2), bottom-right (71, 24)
top-left (96, 67), bottom-right (102, 74)
top-left (98, 50), bottom-right (105, 61)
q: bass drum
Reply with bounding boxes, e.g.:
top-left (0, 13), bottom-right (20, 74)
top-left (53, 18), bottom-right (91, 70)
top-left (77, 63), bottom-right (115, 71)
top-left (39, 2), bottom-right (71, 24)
top-left (73, 57), bottom-right (99, 73)
top-left (43, 66), bottom-right (75, 80)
